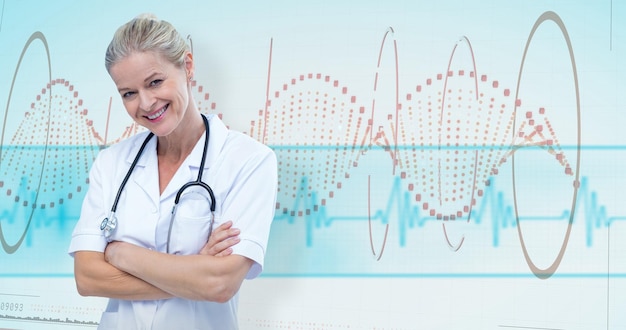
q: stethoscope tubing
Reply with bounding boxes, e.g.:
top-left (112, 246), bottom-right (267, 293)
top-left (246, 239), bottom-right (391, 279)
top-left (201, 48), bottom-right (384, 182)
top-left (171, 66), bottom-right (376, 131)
top-left (101, 114), bottom-right (216, 252)
top-left (100, 130), bottom-right (155, 237)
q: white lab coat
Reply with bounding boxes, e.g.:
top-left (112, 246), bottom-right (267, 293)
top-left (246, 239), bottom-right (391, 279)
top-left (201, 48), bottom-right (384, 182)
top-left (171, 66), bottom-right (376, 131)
top-left (68, 115), bottom-right (277, 329)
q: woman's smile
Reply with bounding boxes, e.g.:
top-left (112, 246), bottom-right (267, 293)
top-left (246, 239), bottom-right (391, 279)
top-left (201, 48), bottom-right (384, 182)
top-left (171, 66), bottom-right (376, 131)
top-left (147, 104), bottom-right (169, 121)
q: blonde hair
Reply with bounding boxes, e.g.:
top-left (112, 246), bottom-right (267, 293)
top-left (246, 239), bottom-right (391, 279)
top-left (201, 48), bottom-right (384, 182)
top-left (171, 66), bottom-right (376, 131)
top-left (105, 13), bottom-right (189, 73)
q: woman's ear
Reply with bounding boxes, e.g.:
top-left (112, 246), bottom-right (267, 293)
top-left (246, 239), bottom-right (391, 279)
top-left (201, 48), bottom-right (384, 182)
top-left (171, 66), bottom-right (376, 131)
top-left (184, 52), bottom-right (194, 80)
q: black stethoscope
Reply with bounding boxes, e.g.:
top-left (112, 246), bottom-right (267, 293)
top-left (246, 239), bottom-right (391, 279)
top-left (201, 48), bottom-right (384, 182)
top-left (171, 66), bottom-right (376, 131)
top-left (100, 114), bottom-right (216, 253)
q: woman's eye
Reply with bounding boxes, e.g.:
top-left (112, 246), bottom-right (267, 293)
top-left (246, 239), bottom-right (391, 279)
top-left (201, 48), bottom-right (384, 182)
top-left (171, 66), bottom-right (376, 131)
top-left (150, 79), bottom-right (163, 87)
top-left (122, 91), bottom-right (136, 99)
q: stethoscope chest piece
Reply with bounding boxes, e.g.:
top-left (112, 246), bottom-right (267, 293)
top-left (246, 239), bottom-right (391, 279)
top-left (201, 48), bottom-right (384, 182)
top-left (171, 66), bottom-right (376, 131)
top-left (100, 212), bottom-right (117, 238)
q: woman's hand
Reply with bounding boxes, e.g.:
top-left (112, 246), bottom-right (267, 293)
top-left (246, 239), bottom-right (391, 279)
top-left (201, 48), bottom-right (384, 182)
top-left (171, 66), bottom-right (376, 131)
top-left (103, 240), bottom-right (124, 264)
top-left (199, 221), bottom-right (240, 257)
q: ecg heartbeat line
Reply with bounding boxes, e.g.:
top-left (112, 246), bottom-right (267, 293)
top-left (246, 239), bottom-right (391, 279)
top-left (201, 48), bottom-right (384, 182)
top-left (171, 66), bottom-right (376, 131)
top-left (0, 11), bottom-right (591, 279)
top-left (272, 173), bottom-right (622, 250)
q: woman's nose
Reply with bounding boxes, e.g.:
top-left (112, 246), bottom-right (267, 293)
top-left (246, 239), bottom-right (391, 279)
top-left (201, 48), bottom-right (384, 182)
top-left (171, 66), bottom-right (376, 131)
top-left (138, 91), bottom-right (155, 112)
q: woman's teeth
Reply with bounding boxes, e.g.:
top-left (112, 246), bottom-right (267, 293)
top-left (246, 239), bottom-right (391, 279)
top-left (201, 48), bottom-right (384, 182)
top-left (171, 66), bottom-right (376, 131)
top-left (147, 105), bottom-right (167, 120)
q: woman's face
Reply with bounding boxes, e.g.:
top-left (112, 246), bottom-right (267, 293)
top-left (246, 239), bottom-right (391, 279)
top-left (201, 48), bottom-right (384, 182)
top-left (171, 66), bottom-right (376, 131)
top-left (109, 51), bottom-right (193, 137)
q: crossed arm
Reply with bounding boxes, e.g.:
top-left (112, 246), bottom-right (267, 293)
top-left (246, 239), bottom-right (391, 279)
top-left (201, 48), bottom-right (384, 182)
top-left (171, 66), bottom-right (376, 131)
top-left (73, 221), bottom-right (249, 303)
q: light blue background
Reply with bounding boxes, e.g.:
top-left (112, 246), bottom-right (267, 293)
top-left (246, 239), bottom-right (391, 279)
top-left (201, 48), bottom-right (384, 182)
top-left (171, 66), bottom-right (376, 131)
top-left (1, 0), bottom-right (624, 329)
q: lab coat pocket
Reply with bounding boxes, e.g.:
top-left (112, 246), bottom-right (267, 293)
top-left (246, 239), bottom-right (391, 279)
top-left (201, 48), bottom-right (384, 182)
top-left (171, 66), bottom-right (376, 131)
top-left (167, 191), bottom-right (216, 255)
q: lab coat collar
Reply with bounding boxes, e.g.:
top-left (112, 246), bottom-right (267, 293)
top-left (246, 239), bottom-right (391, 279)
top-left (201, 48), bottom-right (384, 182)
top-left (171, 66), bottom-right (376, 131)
top-left (164, 115), bottom-right (229, 196)
top-left (126, 115), bottom-right (229, 202)
top-left (126, 132), bottom-right (160, 209)
top-left (188, 114), bottom-right (229, 172)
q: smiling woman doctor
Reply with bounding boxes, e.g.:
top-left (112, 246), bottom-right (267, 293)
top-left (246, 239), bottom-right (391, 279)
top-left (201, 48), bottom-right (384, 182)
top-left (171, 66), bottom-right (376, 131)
top-left (68, 14), bottom-right (278, 330)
